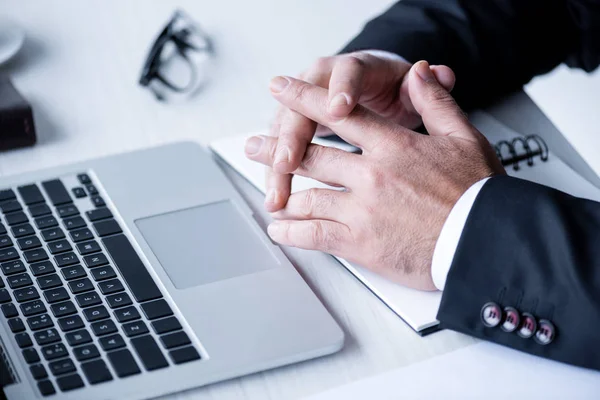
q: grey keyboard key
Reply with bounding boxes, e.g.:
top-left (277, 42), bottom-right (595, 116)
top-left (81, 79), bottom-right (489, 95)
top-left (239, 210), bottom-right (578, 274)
top-left (41, 180), bottom-right (72, 206)
top-left (18, 184), bottom-right (45, 205)
top-left (50, 301), bottom-right (77, 318)
top-left (34, 328), bottom-right (61, 345)
top-left (41, 227), bottom-right (65, 242)
top-left (20, 299), bottom-right (46, 316)
top-left (107, 349), bottom-right (141, 377)
top-left (29, 261), bottom-right (55, 277)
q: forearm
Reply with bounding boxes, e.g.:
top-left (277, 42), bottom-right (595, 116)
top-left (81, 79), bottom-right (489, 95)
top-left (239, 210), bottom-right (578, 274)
top-left (437, 175), bottom-right (600, 370)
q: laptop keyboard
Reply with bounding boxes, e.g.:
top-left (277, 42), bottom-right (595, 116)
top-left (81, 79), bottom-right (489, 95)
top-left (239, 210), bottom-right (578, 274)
top-left (0, 173), bottom-right (200, 397)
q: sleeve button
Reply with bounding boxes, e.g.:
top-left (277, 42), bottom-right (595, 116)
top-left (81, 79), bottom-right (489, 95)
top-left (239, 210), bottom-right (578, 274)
top-left (481, 302), bottom-right (502, 328)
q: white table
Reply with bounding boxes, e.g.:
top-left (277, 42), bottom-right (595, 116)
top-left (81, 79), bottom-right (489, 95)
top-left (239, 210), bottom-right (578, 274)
top-left (2, 1), bottom-right (599, 399)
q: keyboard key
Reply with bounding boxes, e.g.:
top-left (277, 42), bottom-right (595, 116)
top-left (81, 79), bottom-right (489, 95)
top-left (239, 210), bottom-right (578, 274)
top-left (14, 286), bottom-right (39, 303)
top-left (5, 211), bottom-right (28, 226)
top-left (1, 260), bottom-right (26, 275)
top-left (29, 261), bottom-right (55, 276)
top-left (90, 265), bottom-right (116, 281)
top-left (0, 223), bottom-right (5, 235)
top-left (86, 208), bottom-right (112, 222)
top-left (99, 334), bottom-right (125, 351)
top-left (65, 329), bottom-right (92, 347)
top-left (82, 359), bottom-right (113, 385)
top-left (91, 196), bottom-right (105, 207)
top-left (18, 184), bottom-right (45, 205)
top-left (56, 204), bottom-right (79, 218)
top-left (131, 335), bottom-right (168, 371)
top-left (83, 253), bottom-right (108, 268)
top-left (17, 235), bottom-right (42, 251)
top-left (114, 306), bottom-right (140, 323)
top-left (68, 278), bottom-right (94, 294)
top-left (75, 291), bottom-right (102, 308)
top-left (63, 216), bottom-right (86, 231)
top-left (12, 224), bottom-right (35, 240)
top-left (56, 373), bottom-right (84, 392)
top-left (58, 315), bottom-right (84, 332)
top-left (93, 219), bottom-right (121, 237)
top-left (35, 215), bottom-right (58, 230)
top-left (8, 272), bottom-right (33, 289)
top-left (86, 184), bottom-right (98, 195)
top-left (41, 180), bottom-right (72, 206)
top-left (169, 346), bottom-right (200, 365)
top-left (141, 299), bottom-right (173, 320)
top-left (54, 252), bottom-right (79, 267)
top-left (37, 273), bottom-right (62, 290)
top-left (8, 317), bottom-right (25, 332)
top-left (31, 364), bottom-right (49, 380)
top-left (98, 279), bottom-right (123, 295)
top-left (0, 189), bottom-right (16, 201)
top-left (0, 235), bottom-right (11, 248)
top-left (34, 328), bottom-right (61, 345)
top-left (106, 292), bottom-right (132, 309)
top-left (0, 247), bottom-right (19, 262)
top-left (91, 320), bottom-right (117, 336)
top-left (29, 203), bottom-right (52, 218)
top-left (15, 332), bottom-right (33, 348)
top-left (0, 200), bottom-right (22, 214)
top-left (23, 347), bottom-right (41, 363)
top-left (103, 234), bottom-right (162, 302)
top-left (50, 301), bottom-right (77, 318)
top-left (49, 358), bottom-right (76, 376)
top-left (72, 187), bottom-right (87, 198)
top-left (1, 302), bottom-right (18, 318)
top-left (27, 314), bottom-right (54, 331)
top-left (61, 265), bottom-right (86, 281)
top-left (0, 276), bottom-right (3, 288)
top-left (20, 299), bottom-right (46, 316)
top-left (23, 248), bottom-right (49, 263)
top-left (160, 331), bottom-right (191, 349)
top-left (107, 349), bottom-right (141, 378)
top-left (44, 287), bottom-right (69, 303)
top-left (123, 320), bottom-right (148, 337)
top-left (77, 173), bottom-right (91, 184)
top-left (73, 344), bottom-right (100, 362)
top-left (0, 288), bottom-right (11, 303)
top-left (41, 227), bottom-right (65, 242)
top-left (38, 380), bottom-right (56, 396)
top-left (76, 240), bottom-right (101, 255)
top-left (47, 239), bottom-right (72, 254)
top-left (70, 228), bottom-right (93, 242)
top-left (83, 305), bottom-right (109, 322)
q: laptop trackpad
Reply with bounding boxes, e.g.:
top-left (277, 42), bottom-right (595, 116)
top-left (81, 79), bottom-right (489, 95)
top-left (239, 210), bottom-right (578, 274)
top-left (135, 201), bottom-right (277, 289)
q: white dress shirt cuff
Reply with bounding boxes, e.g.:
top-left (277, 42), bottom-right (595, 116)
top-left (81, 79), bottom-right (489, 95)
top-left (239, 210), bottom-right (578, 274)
top-left (431, 178), bottom-right (491, 291)
top-left (360, 49), bottom-right (407, 63)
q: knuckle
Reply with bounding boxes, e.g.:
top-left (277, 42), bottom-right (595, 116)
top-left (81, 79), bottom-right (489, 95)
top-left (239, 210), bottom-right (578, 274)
top-left (313, 56), bottom-right (332, 72)
top-left (342, 54), bottom-right (366, 70)
top-left (300, 145), bottom-right (323, 171)
top-left (289, 81), bottom-right (310, 103)
top-left (362, 163), bottom-right (386, 189)
top-left (301, 188), bottom-right (318, 218)
top-left (310, 221), bottom-right (329, 249)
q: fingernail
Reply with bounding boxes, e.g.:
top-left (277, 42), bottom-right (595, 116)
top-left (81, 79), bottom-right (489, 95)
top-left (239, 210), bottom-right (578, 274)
top-left (269, 76), bottom-right (290, 93)
top-left (329, 93), bottom-right (350, 110)
top-left (415, 61), bottom-right (434, 82)
top-left (274, 146), bottom-right (291, 166)
top-left (267, 223), bottom-right (281, 238)
top-left (244, 136), bottom-right (263, 156)
top-left (265, 189), bottom-right (279, 205)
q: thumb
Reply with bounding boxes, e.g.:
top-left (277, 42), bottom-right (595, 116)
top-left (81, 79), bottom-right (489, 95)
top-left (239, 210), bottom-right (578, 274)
top-left (409, 61), bottom-right (478, 141)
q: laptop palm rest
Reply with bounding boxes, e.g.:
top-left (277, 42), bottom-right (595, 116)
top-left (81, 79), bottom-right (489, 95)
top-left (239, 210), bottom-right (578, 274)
top-left (135, 200), bottom-right (277, 289)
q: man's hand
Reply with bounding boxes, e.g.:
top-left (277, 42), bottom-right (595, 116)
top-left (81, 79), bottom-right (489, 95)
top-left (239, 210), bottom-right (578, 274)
top-left (245, 61), bottom-right (505, 290)
top-left (265, 52), bottom-right (456, 212)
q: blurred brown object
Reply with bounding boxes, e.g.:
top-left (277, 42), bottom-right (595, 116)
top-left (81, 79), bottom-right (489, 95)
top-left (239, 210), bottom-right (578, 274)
top-left (0, 75), bottom-right (36, 151)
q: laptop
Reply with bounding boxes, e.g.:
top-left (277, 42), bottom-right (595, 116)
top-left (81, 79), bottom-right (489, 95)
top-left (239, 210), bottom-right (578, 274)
top-left (0, 142), bottom-right (344, 399)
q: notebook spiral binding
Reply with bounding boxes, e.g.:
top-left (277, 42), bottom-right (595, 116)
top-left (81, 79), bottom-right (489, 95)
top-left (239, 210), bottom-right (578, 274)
top-left (494, 135), bottom-right (549, 171)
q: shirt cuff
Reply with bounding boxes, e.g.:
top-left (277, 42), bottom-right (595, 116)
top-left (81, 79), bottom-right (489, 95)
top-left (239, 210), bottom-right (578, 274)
top-left (431, 178), bottom-right (491, 291)
top-left (360, 49), bottom-right (407, 63)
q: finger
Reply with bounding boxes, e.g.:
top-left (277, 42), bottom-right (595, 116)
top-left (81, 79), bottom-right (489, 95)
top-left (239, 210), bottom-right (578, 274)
top-left (408, 61), bottom-right (478, 141)
top-left (267, 219), bottom-right (353, 255)
top-left (327, 55), bottom-right (365, 118)
top-left (430, 65), bottom-right (456, 92)
top-left (245, 135), bottom-right (362, 188)
top-left (272, 59), bottom-right (334, 175)
top-left (264, 167), bottom-right (292, 212)
top-left (269, 76), bottom-right (398, 152)
top-left (270, 188), bottom-right (350, 222)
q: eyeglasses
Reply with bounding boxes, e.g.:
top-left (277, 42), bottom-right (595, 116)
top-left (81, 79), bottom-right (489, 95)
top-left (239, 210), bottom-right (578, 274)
top-left (139, 10), bottom-right (214, 101)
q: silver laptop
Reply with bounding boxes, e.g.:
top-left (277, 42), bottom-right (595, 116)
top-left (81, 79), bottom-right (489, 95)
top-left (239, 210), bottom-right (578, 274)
top-left (0, 142), bottom-right (344, 400)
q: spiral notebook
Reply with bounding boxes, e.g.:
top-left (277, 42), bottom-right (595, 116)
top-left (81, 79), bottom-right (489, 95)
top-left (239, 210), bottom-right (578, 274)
top-left (209, 111), bottom-right (600, 334)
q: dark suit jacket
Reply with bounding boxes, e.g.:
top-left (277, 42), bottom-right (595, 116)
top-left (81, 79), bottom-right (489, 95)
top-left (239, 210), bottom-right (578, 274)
top-left (342, 0), bottom-right (600, 370)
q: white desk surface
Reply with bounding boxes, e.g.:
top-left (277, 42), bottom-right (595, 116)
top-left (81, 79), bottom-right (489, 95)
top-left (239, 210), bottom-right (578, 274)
top-left (2, 1), bottom-right (599, 399)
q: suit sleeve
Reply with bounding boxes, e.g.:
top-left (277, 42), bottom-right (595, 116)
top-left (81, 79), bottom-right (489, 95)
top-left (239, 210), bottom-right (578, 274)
top-left (340, 0), bottom-right (600, 109)
top-left (437, 175), bottom-right (600, 370)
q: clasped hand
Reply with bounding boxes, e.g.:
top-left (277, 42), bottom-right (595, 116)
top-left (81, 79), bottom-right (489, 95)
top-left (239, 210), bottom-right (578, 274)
top-left (245, 60), bottom-right (505, 290)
